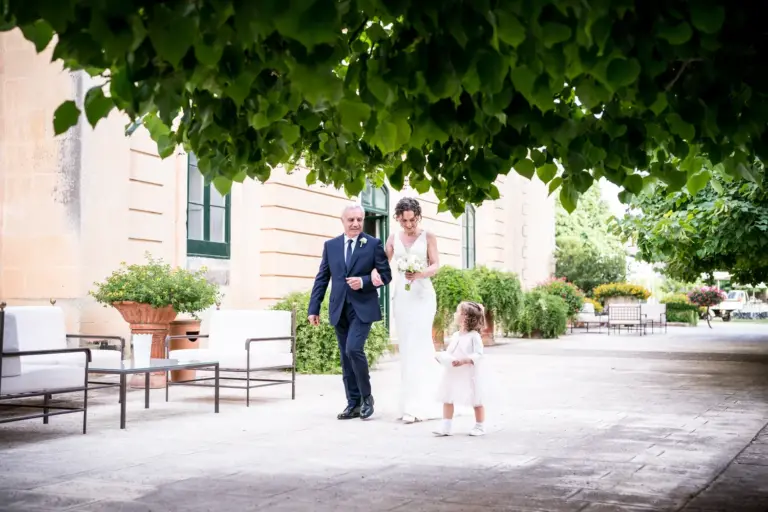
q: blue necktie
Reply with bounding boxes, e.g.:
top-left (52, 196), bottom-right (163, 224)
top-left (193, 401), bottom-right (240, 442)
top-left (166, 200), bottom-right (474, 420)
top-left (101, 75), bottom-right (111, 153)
top-left (345, 239), bottom-right (353, 270)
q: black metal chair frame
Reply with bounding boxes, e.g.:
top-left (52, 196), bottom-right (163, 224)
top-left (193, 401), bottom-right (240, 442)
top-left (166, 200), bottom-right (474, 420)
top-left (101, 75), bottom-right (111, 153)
top-left (607, 306), bottom-right (645, 336)
top-left (642, 312), bottom-right (668, 334)
top-left (0, 303), bottom-right (92, 434)
top-left (164, 309), bottom-right (297, 407)
top-left (569, 313), bottom-right (608, 334)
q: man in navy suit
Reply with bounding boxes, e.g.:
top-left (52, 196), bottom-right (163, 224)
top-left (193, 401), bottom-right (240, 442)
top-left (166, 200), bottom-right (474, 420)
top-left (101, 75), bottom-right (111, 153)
top-left (308, 203), bottom-right (392, 420)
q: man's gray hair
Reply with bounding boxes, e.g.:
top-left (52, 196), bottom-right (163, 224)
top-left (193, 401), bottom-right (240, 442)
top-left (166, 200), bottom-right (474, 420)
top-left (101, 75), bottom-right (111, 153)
top-left (341, 203), bottom-right (366, 217)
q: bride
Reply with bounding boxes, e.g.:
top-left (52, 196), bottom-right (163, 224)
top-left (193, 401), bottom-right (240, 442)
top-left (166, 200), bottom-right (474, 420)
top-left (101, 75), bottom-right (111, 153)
top-left (372, 197), bottom-right (441, 423)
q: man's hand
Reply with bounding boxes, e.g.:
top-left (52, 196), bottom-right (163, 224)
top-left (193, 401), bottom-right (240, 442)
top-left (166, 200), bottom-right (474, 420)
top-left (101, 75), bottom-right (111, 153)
top-left (308, 315), bottom-right (320, 326)
top-left (371, 269), bottom-right (383, 287)
top-left (346, 277), bottom-right (363, 290)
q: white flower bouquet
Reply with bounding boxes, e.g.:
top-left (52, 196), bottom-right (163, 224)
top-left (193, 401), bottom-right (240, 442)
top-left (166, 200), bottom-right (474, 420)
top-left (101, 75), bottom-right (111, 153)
top-left (396, 254), bottom-right (426, 291)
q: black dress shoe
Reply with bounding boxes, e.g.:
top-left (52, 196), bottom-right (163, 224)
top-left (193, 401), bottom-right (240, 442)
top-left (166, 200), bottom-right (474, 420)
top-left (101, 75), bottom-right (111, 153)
top-left (337, 405), bottom-right (361, 420)
top-left (360, 395), bottom-right (374, 420)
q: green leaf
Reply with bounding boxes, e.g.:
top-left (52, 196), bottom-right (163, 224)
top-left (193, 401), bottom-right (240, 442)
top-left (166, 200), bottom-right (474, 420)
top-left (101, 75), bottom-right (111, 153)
top-left (536, 163), bottom-right (558, 183)
top-left (548, 177), bottom-right (563, 196)
top-left (657, 21), bottom-right (693, 46)
top-left (371, 120), bottom-right (399, 154)
top-left (650, 92), bottom-right (668, 116)
top-left (711, 179), bottom-right (724, 194)
top-left (559, 183), bottom-right (578, 213)
top-left (280, 124), bottom-right (301, 145)
top-left (53, 101), bottom-right (81, 135)
top-left (667, 113), bottom-right (695, 141)
top-left (514, 159), bottom-right (535, 179)
top-left (213, 176), bottom-right (233, 196)
top-left (495, 11), bottom-right (526, 47)
top-left (623, 174), bottom-right (643, 194)
top-left (541, 22), bottom-right (572, 49)
top-left (338, 97), bottom-right (371, 135)
top-left (194, 40), bottom-right (224, 67)
top-left (83, 87), bottom-right (114, 128)
top-left (367, 74), bottom-right (395, 107)
top-left (687, 170), bottom-right (712, 195)
top-left (20, 20), bottom-right (54, 52)
top-left (366, 24), bottom-right (387, 42)
top-left (306, 171), bottom-right (318, 186)
top-left (690, 5), bottom-right (725, 34)
top-left (606, 58), bottom-right (641, 89)
top-left (147, 5), bottom-right (198, 67)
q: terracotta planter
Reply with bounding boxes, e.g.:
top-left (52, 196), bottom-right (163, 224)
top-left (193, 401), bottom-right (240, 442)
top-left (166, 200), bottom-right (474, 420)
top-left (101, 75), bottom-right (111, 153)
top-left (168, 319), bottom-right (202, 383)
top-left (481, 310), bottom-right (495, 346)
top-left (113, 302), bottom-right (177, 389)
top-left (432, 323), bottom-right (445, 350)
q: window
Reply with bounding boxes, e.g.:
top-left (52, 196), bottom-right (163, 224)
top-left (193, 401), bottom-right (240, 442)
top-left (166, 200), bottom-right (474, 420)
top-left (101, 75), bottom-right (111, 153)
top-left (187, 154), bottom-right (231, 259)
top-left (461, 205), bottom-right (476, 269)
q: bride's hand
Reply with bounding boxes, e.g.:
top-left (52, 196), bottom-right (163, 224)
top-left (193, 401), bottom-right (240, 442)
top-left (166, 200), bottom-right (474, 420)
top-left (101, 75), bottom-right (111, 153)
top-left (405, 271), bottom-right (422, 281)
top-left (371, 268), bottom-right (383, 287)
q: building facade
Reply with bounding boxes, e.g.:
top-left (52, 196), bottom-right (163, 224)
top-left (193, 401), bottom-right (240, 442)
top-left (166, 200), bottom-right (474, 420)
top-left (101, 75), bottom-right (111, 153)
top-left (0, 30), bottom-right (556, 341)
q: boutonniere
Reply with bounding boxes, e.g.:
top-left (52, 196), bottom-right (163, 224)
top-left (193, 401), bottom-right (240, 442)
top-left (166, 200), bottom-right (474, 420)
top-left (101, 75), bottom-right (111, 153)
top-left (359, 238), bottom-right (367, 248)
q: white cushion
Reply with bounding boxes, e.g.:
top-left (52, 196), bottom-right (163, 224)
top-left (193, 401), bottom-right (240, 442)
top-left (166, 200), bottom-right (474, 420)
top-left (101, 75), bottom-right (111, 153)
top-left (170, 309), bottom-right (294, 370)
top-left (641, 304), bottom-right (667, 322)
top-left (0, 364), bottom-right (85, 395)
top-left (2, 306), bottom-right (70, 366)
top-left (169, 348), bottom-right (292, 369)
top-left (2, 355), bottom-right (21, 378)
top-left (580, 303), bottom-right (596, 314)
top-left (577, 313), bottom-right (599, 323)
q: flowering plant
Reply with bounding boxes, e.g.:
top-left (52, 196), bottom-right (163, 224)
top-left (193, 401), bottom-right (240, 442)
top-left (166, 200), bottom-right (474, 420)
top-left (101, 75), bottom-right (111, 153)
top-left (593, 282), bottom-right (652, 301)
top-left (396, 253), bottom-right (426, 291)
top-left (688, 286), bottom-right (726, 307)
top-left (533, 277), bottom-right (584, 317)
top-left (90, 253), bottom-right (221, 318)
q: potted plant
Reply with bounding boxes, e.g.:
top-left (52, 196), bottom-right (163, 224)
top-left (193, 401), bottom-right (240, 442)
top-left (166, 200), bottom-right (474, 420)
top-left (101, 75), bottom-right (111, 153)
top-left (431, 266), bottom-right (481, 349)
top-left (469, 267), bottom-right (523, 345)
top-left (90, 254), bottom-right (221, 387)
top-left (593, 282), bottom-right (651, 307)
top-left (688, 286), bottom-right (727, 328)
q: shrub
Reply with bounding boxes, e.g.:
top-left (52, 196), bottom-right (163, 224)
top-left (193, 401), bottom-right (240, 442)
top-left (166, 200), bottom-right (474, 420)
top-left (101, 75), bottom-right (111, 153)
top-left (534, 277), bottom-right (585, 317)
top-left (660, 293), bottom-right (692, 305)
top-left (432, 266), bottom-right (481, 329)
top-left (272, 291), bottom-right (389, 374)
top-left (468, 266), bottom-right (523, 333)
top-left (667, 309), bottom-right (698, 325)
top-left (660, 294), bottom-right (699, 325)
top-left (512, 290), bottom-right (569, 339)
top-left (90, 253), bottom-right (221, 317)
top-left (593, 282), bottom-right (651, 302)
top-left (554, 237), bottom-right (627, 295)
top-left (688, 287), bottom-right (727, 307)
top-left (584, 297), bottom-right (603, 314)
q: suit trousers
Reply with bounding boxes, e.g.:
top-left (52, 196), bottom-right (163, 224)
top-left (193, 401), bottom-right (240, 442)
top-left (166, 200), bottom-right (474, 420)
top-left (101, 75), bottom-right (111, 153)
top-left (334, 301), bottom-right (372, 407)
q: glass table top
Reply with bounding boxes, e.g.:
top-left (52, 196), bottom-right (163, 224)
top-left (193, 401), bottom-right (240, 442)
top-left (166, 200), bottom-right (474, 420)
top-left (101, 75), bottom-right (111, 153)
top-left (88, 358), bottom-right (218, 373)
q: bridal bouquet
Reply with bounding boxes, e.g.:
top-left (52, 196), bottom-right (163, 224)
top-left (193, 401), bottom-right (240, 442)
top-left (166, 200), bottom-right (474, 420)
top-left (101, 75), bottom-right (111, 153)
top-left (396, 254), bottom-right (426, 291)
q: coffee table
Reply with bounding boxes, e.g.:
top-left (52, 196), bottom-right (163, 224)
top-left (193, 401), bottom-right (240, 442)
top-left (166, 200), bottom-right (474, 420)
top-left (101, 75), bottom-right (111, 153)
top-left (88, 359), bottom-right (219, 429)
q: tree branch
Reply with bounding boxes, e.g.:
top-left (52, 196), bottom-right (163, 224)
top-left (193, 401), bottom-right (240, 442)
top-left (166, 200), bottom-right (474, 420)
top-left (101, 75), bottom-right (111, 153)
top-left (665, 59), bottom-right (703, 92)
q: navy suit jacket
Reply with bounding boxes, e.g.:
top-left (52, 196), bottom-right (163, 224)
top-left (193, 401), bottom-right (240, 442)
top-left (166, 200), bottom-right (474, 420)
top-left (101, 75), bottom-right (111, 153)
top-left (308, 233), bottom-right (392, 326)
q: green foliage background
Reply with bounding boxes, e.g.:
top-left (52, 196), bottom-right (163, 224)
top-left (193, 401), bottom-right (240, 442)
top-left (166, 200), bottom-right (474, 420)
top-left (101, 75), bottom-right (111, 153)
top-left (512, 290), bottom-right (569, 339)
top-left (272, 291), bottom-right (389, 374)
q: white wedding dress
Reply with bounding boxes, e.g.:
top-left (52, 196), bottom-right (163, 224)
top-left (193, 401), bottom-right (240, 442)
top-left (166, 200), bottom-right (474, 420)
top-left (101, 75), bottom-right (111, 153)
top-left (392, 230), bottom-right (442, 421)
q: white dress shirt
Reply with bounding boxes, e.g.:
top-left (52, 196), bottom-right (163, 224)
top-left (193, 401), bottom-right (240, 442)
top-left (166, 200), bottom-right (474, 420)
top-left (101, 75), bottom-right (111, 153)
top-left (343, 234), bottom-right (363, 288)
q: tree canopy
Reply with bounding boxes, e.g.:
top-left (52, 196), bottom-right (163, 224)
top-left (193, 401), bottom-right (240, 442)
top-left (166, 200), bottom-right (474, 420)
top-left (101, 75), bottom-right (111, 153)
top-left (554, 185), bottom-right (626, 294)
top-left (614, 181), bottom-right (768, 285)
top-left (1, 1), bottom-right (765, 214)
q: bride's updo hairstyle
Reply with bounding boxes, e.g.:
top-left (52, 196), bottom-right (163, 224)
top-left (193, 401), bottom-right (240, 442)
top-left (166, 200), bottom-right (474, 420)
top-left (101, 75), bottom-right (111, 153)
top-left (394, 197), bottom-right (422, 220)
top-left (460, 301), bottom-right (486, 332)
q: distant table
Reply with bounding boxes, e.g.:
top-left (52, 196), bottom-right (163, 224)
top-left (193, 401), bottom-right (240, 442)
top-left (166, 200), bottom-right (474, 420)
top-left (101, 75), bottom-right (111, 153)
top-left (88, 359), bottom-right (219, 429)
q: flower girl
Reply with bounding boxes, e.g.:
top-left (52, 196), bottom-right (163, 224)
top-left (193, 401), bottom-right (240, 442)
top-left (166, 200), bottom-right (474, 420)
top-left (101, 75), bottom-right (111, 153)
top-left (433, 301), bottom-right (487, 437)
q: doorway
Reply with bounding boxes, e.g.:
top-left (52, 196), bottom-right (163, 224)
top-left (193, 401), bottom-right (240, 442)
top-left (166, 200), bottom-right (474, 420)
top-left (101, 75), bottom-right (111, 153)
top-left (361, 182), bottom-right (390, 330)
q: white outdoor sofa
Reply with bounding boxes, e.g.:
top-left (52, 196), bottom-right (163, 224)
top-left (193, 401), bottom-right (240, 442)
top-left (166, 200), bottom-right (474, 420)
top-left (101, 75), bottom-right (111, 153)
top-left (641, 304), bottom-right (668, 334)
top-left (0, 304), bottom-right (96, 433)
top-left (570, 302), bottom-right (605, 333)
top-left (607, 305), bottom-right (645, 335)
top-left (166, 309), bottom-right (296, 406)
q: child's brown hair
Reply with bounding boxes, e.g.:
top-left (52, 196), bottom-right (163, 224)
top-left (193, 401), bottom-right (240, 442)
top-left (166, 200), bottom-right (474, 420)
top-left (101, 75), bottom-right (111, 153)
top-left (459, 301), bottom-right (486, 332)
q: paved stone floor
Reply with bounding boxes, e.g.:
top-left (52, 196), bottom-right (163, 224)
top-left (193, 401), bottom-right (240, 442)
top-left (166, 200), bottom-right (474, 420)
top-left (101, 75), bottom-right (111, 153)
top-left (2, 323), bottom-right (768, 511)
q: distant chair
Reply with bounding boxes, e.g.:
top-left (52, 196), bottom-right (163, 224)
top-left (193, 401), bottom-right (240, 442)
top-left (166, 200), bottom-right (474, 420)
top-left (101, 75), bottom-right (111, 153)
top-left (571, 302), bottom-right (604, 333)
top-left (607, 305), bottom-right (644, 335)
top-left (166, 309), bottom-right (296, 406)
top-left (641, 304), bottom-right (667, 334)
